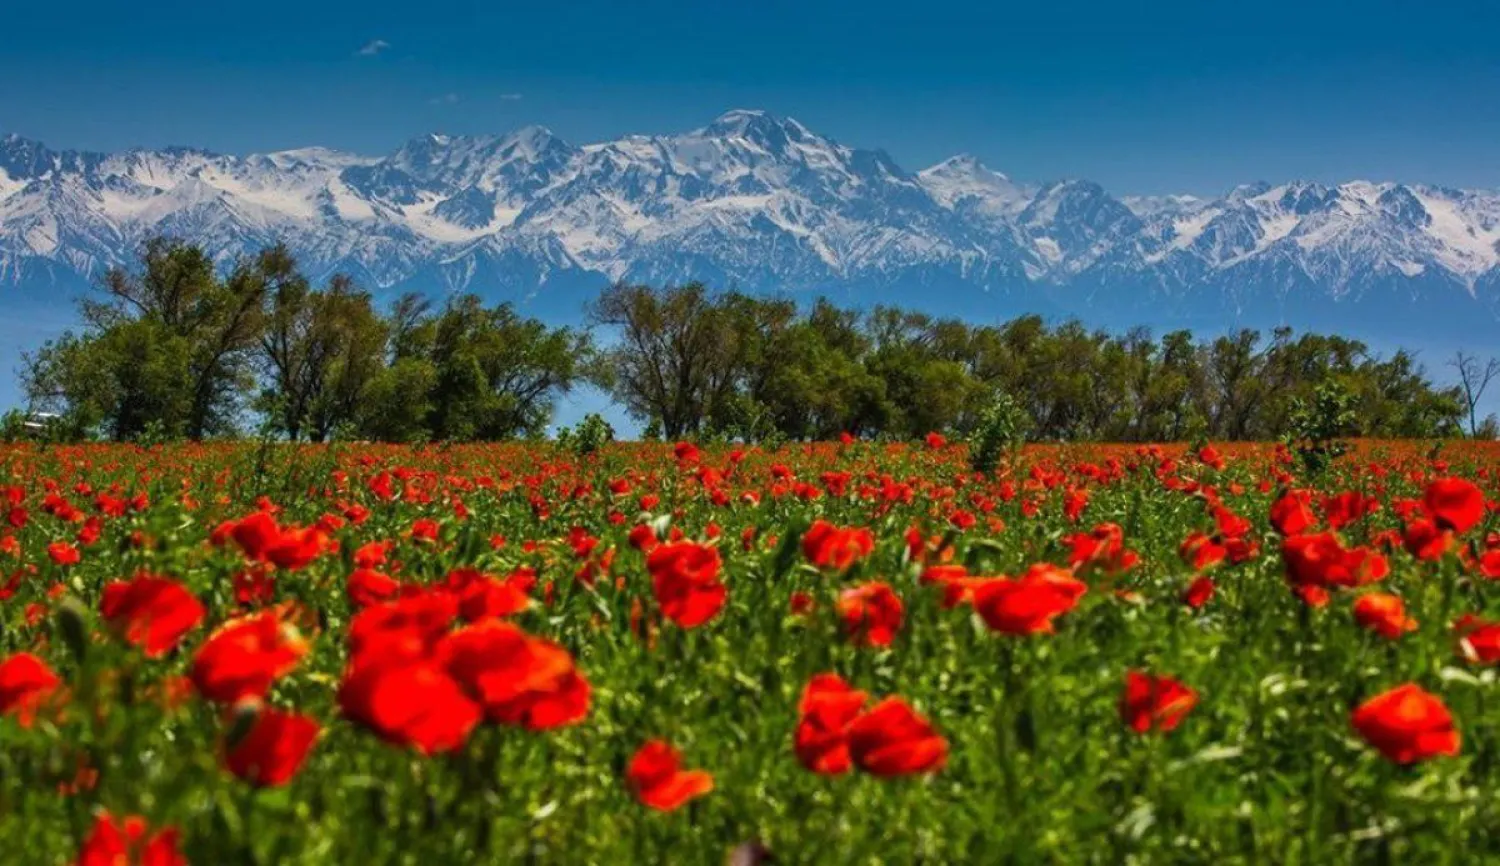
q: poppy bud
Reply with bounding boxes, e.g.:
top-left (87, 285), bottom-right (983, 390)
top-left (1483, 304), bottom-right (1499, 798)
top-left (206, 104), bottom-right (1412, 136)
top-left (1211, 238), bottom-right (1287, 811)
top-left (55, 596), bottom-right (90, 663)
top-left (225, 698), bottom-right (262, 749)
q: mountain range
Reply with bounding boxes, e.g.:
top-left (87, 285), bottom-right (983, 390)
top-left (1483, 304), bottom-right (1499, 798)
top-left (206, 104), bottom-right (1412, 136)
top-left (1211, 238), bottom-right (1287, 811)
top-left (4, 109), bottom-right (1500, 339)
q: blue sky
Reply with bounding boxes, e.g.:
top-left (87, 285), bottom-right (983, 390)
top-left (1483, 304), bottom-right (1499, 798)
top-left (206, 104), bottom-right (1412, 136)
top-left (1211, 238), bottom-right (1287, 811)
top-left (2, 0), bottom-right (1499, 195)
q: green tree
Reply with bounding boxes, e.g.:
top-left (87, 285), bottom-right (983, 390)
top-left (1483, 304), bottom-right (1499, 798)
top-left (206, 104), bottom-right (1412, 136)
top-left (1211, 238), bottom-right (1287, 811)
top-left (25, 238), bottom-right (269, 439)
top-left (360, 358), bottom-right (439, 443)
top-left (365, 294), bottom-right (588, 441)
top-left (259, 272), bottom-right (389, 442)
top-left (588, 282), bottom-right (741, 438)
top-left (427, 296), bottom-right (590, 440)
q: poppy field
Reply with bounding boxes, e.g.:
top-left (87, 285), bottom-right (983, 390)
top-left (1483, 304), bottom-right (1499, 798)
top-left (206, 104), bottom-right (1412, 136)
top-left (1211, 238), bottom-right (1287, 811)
top-left (5, 438), bottom-right (1500, 863)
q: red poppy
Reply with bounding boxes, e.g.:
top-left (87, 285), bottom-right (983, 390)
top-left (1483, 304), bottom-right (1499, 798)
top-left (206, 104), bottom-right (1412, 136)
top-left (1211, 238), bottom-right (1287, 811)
top-left (1269, 489), bottom-right (1318, 536)
top-left (646, 541), bottom-right (727, 628)
top-left (971, 564), bottom-right (1087, 635)
top-left (672, 441), bottom-right (701, 464)
top-left (1454, 615), bottom-right (1500, 664)
top-left (1119, 671), bottom-right (1198, 733)
top-left (1479, 548), bottom-right (1500, 579)
top-left (448, 569), bottom-right (532, 622)
top-left (190, 612), bottom-right (309, 704)
top-left (1181, 576), bottom-right (1216, 610)
top-left (1352, 593), bottom-right (1418, 640)
top-left (920, 563), bottom-right (983, 609)
top-left (368, 471), bottom-right (397, 501)
top-left (48, 542), bottom-right (81, 566)
top-left (0, 652), bottom-right (61, 727)
top-left (628, 524), bottom-right (659, 553)
top-left (1196, 443), bottom-right (1225, 470)
top-left (77, 519), bottom-right (103, 546)
top-left (626, 739), bottom-right (714, 811)
top-left (347, 567), bottom-right (402, 609)
top-left (229, 511), bottom-right (281, 560)
top-left (1323, 491), bottom-right (1381, 530)
top-left (1402, 518), bottom-right (1453, 561)
top-left (227, 512), bottom-right (325, 570)
top-left (409, 518), bottom-right (441, 544)
top-left (438, 621), bottom-right (590, 730)
top-left (1063, 488), bottom-right (1090, 522)
top-left (1351, 683), bottom-right (1460, 764)
top-left (348, 590), bottom-right (458, 665)
top-left (802, 520), bottom-right (875, 571)
top-left (1212, 507), bottom-right (1253, 541)
top-left (225, 707), bottom-right (320, 787)
top-left (1281, 532), bottom-right (1388, 605)
top-left (263, 526), bottom-right (326, 571)
top-left (76, 813), bottom-right (185, 866)
top-left (100, 575), bottom-right (206, 658)
top-left (1179, 532), bottom-right (1227, 571)
top-left (1065, 523), bottom-right (1139, 575)
top-left (836, 582), bottom-right (903, 647)
top-left (845, 697), bottom-right (947, 777)
top-left (338, 656), bottom-right (481, 755)
top-left (794, 673), bottom-right (869, 774)
top-left (1424, 477), bottom-right (1485, 534)
top-left (351, 541), bottom-right (390, 568)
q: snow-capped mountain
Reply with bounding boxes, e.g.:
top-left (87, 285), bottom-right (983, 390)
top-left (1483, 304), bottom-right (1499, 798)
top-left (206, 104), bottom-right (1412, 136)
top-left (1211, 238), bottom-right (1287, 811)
top-left (4, 111), bottom-right (1500, 335)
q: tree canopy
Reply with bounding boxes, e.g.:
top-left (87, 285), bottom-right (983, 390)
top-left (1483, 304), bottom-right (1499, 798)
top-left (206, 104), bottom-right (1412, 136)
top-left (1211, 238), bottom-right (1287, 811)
top-left (590, 283), bottom-right (1467, 443)
top-left (11, 240), bottom-right (1474, 443)
top-left (22, 239), bottom-right (589, 442)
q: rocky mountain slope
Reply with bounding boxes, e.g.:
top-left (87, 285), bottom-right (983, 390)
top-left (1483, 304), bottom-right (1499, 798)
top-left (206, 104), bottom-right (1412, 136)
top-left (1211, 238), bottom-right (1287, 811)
top-left (4, 110), bottom-right (1499, 333)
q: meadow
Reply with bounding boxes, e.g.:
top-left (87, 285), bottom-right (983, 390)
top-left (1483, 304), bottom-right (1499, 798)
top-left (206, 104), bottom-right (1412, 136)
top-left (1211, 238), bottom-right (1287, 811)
top-left (3, 437), bottom-right (1500, 864)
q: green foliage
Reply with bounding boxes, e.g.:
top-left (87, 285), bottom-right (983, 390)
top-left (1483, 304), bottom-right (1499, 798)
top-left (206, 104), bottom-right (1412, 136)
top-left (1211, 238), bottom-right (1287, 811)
top-left (258, 273), bottom-right (388, 442)
top-left (9, 239), bottom-right (1472, 445)
top-left (390, 294), bottom-right (590, 441)
top-left (588, 282), bottom-right (740, 439)
top-left (555, 412), bottom-right (616, 456)
top-left (591, 286), bottom-right (1464, 444)
top-left (968, 391), bottom-right (1031, 474)
top-left (0, 409), bottom-right (27, 442)
top-left (21, 238), bottom-right (588, 444)
top-left (359, 357), bottom-right (439, 444)
top-left (1286, 378), bottom-right (1359, 474)
top-left (25, 239), bottom-right (270, 440)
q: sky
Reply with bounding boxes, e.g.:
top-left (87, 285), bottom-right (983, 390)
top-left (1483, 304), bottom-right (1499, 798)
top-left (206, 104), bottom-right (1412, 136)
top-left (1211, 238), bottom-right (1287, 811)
top-left (2, 0), bottom-right (1499, 196)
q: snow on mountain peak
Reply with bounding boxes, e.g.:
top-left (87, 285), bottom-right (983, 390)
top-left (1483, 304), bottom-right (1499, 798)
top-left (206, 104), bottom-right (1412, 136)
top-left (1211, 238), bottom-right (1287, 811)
top-left (696, 109), bottom-right (820, 153)
top-left (918, 154), bottom-right (1030, 217)
top-left (266, 147), bottom-right (379, 169)
top-left (504, 125), bottom-right (564, 158)
top-left (3, 111), bottom-right (1500, 323)
top-left (705, 108), bottom-right (772, 132)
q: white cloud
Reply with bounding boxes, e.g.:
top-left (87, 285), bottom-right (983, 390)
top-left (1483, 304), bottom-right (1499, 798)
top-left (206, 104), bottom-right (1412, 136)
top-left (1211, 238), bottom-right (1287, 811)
top-left (356, 39), bottom-right (390, 57)
top-left (429, 93), bottom-right (460, 105)
top-left (499, 93), bottom-right (523, 101)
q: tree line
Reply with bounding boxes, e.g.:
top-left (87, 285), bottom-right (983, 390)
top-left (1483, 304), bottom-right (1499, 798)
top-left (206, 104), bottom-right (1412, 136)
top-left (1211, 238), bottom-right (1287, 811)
top-left (8, 239), bottom-right (1481, 443)
top-left (588, 283), bottom-right (1469, 442)
top-left (17, 239), bottom-right (588, 442)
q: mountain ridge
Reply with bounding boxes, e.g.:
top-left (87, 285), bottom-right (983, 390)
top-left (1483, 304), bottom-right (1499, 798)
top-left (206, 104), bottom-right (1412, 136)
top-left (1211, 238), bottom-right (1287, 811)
top-left (5, 110), bottom-right (1500, 334)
